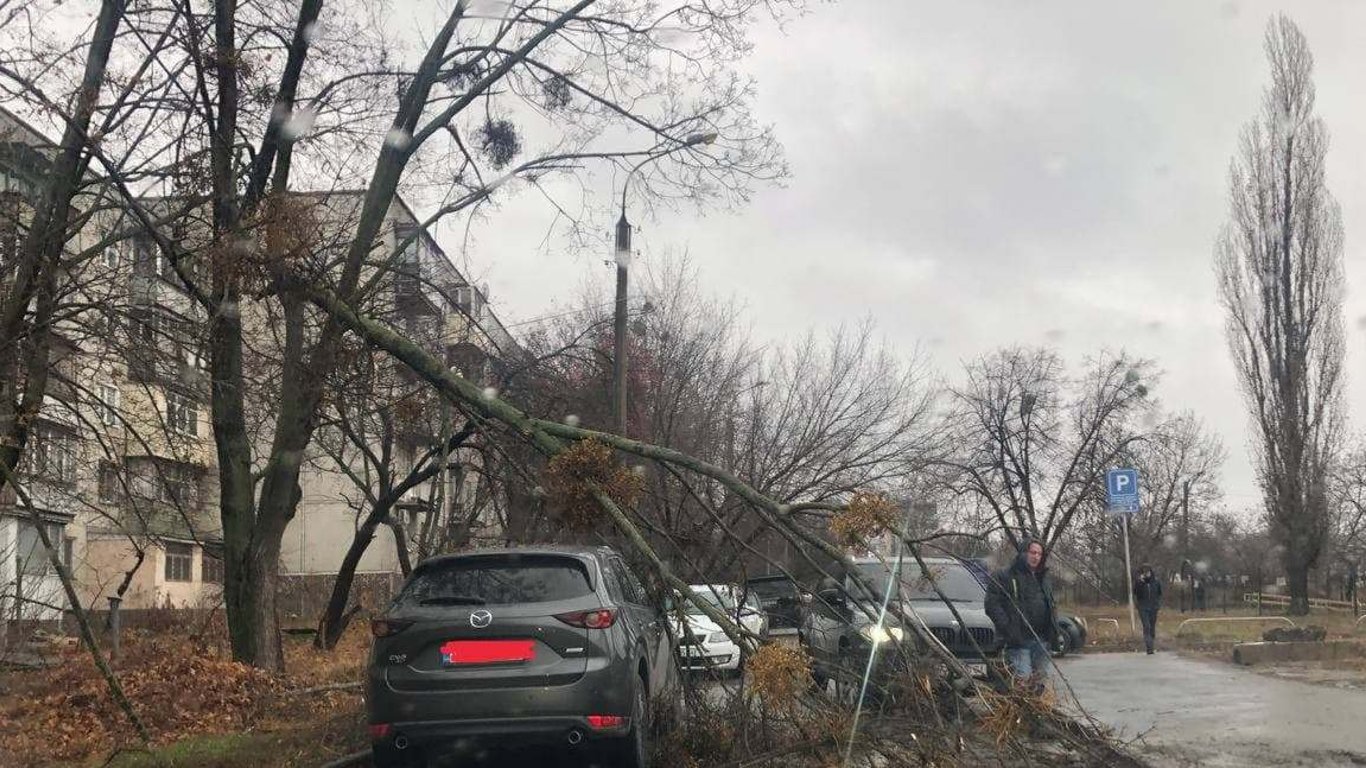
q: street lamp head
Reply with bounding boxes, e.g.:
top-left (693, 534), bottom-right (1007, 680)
top-left (614, 211), bottom-right (632, 268)
top-left (684, 131), bottom-right (719, 146)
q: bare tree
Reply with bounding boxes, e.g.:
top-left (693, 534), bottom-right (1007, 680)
top-left (945, 346), bottom-right (1152, 553)
top-left (518, 259), bottom-right (941, 578)
top-left (1215, 14), bottom-right (1345, 615)
top-left (1125, 412), bottom-right (1226, 569)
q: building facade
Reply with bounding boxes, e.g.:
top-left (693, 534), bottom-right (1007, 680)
top-left (0, 107), bottom-right (514, 630)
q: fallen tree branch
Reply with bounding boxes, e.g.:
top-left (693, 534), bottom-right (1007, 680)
top-left (318, 749), bottom-right (371, 768)
top-left (282, 681), bottom-right (362, 697)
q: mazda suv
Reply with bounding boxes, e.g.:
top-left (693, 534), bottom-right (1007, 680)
top-left (366, 546), bottom-right (678, 767)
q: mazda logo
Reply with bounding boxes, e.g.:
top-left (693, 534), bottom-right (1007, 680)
top-left (470, 610), bottom-right (493, 629)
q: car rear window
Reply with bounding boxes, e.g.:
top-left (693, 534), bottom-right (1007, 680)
top-left (746, 579), bottom-right (795, 598)
top-left (398, 555), bottom-right (594, 606)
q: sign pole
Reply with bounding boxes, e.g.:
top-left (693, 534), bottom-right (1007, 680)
top-left (1122, 513), bottom-right (1136, 634)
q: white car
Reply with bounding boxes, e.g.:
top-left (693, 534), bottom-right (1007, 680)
top-left (670, 583), bottom-right (770, 673)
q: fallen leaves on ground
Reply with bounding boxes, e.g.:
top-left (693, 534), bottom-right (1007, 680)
top-left (0, 617), bottom-right (373, 767)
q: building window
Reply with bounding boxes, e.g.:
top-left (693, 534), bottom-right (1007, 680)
top-left (98, 461), bottom-right (121, 502)
top-left (158, 463), bottom-right (199, 506)
top-left (26, 423), bottom-right (76, 484)
top-left (202, 548), bottom-right (224, 584)
top-left (17, 521), bottom-right (66, 576)
top-left (164, 542), bottom-right (192, 582)
top-left (97, 383), bottom-right (120, 426)
top-left (129, 306), bottom-right (162, 347)
top-left (165, 390), bottom-right (198, 436)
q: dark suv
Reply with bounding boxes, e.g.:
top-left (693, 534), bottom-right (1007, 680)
top-left (744, 574), bottom-right (806, 630)
top-left (366, 546), bottom-right (677, 767)
top-left (799, 556), bottom-right (1002, 694)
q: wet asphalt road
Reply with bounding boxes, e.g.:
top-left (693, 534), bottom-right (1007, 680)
top-left (1059, 651), bottom-right (1366, 767)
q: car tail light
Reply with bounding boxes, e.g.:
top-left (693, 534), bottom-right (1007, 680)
top-left (439, 639), bottom-right (536, 664)
top-left (370, 619), bottom-right (413, 638)
top-left (555, 608), bottom-right (617, 629)
top-left (368, 723), bottom-right (392, 740)
top-left (586, 714), bottom-right (628, 730)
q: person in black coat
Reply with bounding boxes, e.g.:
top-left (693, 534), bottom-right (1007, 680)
top-left (1134, 563), bottom-right (1163, 654)
top-left (985, 538), bottom-right (1057, 691)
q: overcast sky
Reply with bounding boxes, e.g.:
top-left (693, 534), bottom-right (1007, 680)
top-left (431, 0), bottom-right (1366, 509)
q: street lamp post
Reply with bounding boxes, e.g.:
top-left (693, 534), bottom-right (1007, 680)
top-left (612, 131), bottom-right (717, 434)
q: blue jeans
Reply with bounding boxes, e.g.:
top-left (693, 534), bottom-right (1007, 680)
top-left (1005, 640), bottom-right (1051, 687)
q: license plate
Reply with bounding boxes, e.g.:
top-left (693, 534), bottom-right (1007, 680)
top-left (680, 647), bottom-right (706, 658)
top-left (439, 639), bottom-right (535, 665)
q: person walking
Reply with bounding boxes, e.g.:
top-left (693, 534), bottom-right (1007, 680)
top-left (1134, 563), bottom-right (1163, 655)
top-left (985, 538), bottom-right (1058, 693)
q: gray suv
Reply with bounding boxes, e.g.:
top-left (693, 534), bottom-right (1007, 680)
top-left (800, 556), bottom-right (1002, 695)
top-left (366, 546), bottom-right (677, 767)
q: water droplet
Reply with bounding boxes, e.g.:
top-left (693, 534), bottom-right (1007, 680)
top-left (1044, 328), bottom-right (1066, 342)
top-left (564, 414), bottom-right (580, 427)
top-left (1195, 560), bottom-right (1209, 574)
top-left (468, 0), bottom-right (511, 14)
top-left (385, 127), bottom-right (412, 151)
top-left (481, 386), bottom-right (498, 400)
top-left (280, 105), bottom-right (317, 141)
top-left (1163, 533), bottom-right (1178, 548)
top-left (301, 21), bottom-right (320, 44)
top-left (1355, 315), bottom-right (1366, 331)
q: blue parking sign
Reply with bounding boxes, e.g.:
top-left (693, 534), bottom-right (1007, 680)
top-left (1106, 468), bottom-right (1140, 515)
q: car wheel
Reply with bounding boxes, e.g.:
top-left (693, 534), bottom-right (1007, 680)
top-left (1050, 628), bottom-right (1069, 658)
top-left (1064, 620), bottom-right (1085, 651)
top-left (618, 674), bottom-right (650, 768)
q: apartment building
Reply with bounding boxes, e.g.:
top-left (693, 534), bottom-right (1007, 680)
top-left (0, 106), bottom-right (515, 627)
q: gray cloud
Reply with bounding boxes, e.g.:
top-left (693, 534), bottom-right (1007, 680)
top-left (446, 0), bottom-right (1366, 508)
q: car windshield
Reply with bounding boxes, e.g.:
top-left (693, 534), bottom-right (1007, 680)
top-left (850, 561), bottom-right (984, 603)
top-left (397, 555), bottom-right (593, 606)
top-left (686, 588), bottom-right (737, 614)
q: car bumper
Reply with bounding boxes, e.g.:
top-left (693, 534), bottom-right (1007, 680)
top-left (367, 656), bottom-right (633, 741)
top-left (677, 639), bottom-right (741, 671)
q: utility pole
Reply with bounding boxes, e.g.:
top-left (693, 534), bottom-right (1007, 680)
top-left (612, 212), bottom-right (631, 434)
top-left (610, 132), bottom-right (717, 434)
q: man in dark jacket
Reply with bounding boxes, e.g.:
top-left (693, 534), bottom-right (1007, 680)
top-left (985, 538), bottom-right (1057, 691)
top-left (1134, 564), bottom-right (1163, 654)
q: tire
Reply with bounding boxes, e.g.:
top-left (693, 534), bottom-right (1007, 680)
top-left (617, 674), bottom-right (650, 768)
top-left (1064, 621), bottom-right (1084, 652)
top-left (1050, 629), bottom-right (1069, 658)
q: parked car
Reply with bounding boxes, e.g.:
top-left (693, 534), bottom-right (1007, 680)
top-left (669, 583), bottom-right (769, 674)
top-left (366, 546), bottom-right (678, 768)
top-left (800, 556), bottom-right (1002, 694)
top-left (745, 574), bottom-right (807, 630)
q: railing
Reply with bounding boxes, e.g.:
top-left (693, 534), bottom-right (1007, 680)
top-left (1175, 615), bottom-right (1295, 637)
top-left (1077, 616), bottom-right (1122, 634)
top-left (1243, 592), bottom-right (1356, 612)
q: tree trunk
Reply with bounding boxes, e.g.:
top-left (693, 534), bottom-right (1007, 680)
top-left (1285, 557), bottom-right (1311, 616)
top-left (389, 517), bottom-right (413, 577)
top-left (316, 501), bottom-right (392, 650)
